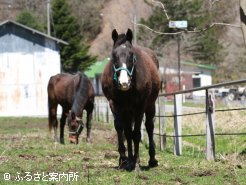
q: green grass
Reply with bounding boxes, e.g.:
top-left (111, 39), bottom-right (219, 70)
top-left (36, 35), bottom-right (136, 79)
top-left (0, 117), bottom-right (245, 185)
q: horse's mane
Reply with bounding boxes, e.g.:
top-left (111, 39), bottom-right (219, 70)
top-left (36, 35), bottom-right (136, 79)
top-left (71, 72), bottom-right (89, 115)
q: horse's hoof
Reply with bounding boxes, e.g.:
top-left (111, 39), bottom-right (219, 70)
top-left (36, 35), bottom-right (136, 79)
top-left (60, 138), bottom-right (65, 144)
top-left (118, 157), bottom-right (128, 169)
top-left (149, 159), bottom-right (158, 168)
top-left (134, 163), bottom-right (141, 172)
top-left (119, 160), bottom-right (128, 169)
top-left (86, 138), bottom-right (90, 143)
top-left (124, 161), bottom-right (135, 171)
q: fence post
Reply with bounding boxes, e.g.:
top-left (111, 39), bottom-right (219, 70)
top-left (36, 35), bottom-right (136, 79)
top-left (93, 100), bottom-right (97, 121)
top-left (174, 94), bottom-right (182, 156)
top-left (106, 103), bottom-right (109, 123)
top-left (97, 99), bottom-right (100, 122)
top-left (158, 96), bottom-right (165, 151)
top-left (206, 90), bottom-right (215, 161)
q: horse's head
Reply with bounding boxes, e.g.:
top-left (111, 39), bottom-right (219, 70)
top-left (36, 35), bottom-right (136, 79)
top-left (67, 111), bottom-right (84, 144)
top-left (111, 29), bottom-right (137, 91)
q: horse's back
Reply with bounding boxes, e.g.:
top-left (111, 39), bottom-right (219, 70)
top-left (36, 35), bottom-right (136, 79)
top-left (135, 46), bottom-right (161, 86)
top-left (48, 73), bottom-right (80, 104)
top-left (136, 46), bottom-right (159, 69)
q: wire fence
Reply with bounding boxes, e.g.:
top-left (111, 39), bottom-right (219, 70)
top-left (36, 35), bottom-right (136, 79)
top-left (92, 79), bottom-right (246, 160)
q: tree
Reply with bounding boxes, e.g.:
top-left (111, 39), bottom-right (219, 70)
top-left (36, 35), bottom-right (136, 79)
top-left (138, 0), bottom-right (224, 65)
top-left (68, 0), bottom-right (107, 42)
top-left (51, 0), bottom-right (96, 73)
top-left (16, 10), bottom-right (44, 32)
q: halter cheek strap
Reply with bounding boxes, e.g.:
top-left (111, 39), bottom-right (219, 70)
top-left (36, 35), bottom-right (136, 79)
top-left (113, 55), bottom-right (137, 82)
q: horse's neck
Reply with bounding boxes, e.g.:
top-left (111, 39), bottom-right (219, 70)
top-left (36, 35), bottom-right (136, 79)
top-left (71, 75), bottom-right (87, 116)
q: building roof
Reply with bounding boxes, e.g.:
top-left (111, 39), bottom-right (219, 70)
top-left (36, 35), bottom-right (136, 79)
top-left (85, 58), bottom-right (110, 78)
top-left (0, 20), bottom-right (68, 45)
top-left (182, 61), bottom-right (217, 70)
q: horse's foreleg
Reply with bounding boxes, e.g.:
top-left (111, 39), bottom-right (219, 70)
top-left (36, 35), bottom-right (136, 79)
top-left (114, 113), bottom-right (127, 168)
top-left (86, 110), bottom-right (92, 143)
top-left (145, 106), bottom-right (158, 168)
top-left (133, 112), bottom-right (144, 170)
top-left (123, 115), bottom-right (135, 171)
top-left (60, 110), bottom-right (67, 144)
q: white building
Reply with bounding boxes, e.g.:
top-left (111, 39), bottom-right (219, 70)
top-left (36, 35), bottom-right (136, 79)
top-left (0, 20), bottom-right (67, 116)
top-left (161, 61), bottom-right (216, 98)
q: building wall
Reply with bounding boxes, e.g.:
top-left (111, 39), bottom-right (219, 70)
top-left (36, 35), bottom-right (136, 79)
top-left (0, 26), bottom-right (60, 116)
top-left (162, 66), bottom-right (213, 98)
top-left (192, 70), bottom-right (212, 98)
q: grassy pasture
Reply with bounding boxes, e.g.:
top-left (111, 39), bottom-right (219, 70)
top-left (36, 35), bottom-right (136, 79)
top-left (0, 116), bottom-right (245, 185)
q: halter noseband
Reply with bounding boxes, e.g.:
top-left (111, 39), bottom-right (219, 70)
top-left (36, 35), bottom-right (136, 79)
top-left (68, 117), bottom-right (84, 136)
top-left (113, 54), bottom-right (137, 82)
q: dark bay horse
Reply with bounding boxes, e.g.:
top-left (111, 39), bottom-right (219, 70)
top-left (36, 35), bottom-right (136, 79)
top-left (101, 29), bottom-right (161, 170)
top-left (47, 72), bottom-right (94, 144)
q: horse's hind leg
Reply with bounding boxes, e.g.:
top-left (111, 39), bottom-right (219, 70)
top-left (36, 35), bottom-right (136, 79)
top-left (60, 109), bottom-right (68, 144)
top-left (49, 103), bottom-right (58, 143)
top-left (145, 104), bottom-right (158, 167)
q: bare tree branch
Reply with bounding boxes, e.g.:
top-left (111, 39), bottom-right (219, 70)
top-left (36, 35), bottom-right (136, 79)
top-left (150, 0), bottom-right (170, 20)
top-left (211, 0), bottom-right (222, 5)
top-left (132, 21), bottom-right (241, 35)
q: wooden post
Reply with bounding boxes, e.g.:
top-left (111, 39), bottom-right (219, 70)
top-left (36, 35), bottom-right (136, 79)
top-left (106, 103), bottom-right (109, 123)
top-left (158, 96), bottom-right (165, 151)
top-left (206, 90), bottom-right (215, 161)
top-left (93, 102), bottom-right (96, 121)
top-left (97, 99), bottom-right (100, 122)
top-left (174, 94), bottom-right (182, 156)
top-left (240, 0), bottom-right (246, 47)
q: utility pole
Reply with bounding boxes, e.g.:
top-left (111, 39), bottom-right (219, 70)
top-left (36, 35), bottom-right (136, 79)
top-left (47, 0), bottom-right (51, 36)
top-left (177, 34), bottom-right (181, 90)
top-left (169, 21), bottom-right (187, 91)
top-left (240, 0), bottom-right (246, 47)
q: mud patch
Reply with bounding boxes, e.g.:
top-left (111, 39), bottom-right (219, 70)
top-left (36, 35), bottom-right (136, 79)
top-left (239, 148), bottom-right (246, 156)
top-left (191, 169), bottom-right (216, 177)
top-left (0, 156), bottom-right (9, 164)
top-left (18, 154), bottom-right (37, 160)
top-left (104, 151), bottom-right (118, 159)
top-left (73, 150), bottom-right (85, 155)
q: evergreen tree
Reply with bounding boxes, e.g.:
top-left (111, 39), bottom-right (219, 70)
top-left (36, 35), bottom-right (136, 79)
top-left (188, 29), bottom-right (223, 64)
top-left (139, 0), bottom-right (223, 65)
top-left (16, 10), bottom-right (44, 32)
top-left (51, 0), bottom-right (96, 73)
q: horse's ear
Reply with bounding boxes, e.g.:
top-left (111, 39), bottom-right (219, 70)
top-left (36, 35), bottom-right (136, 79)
top-left (112, 29), bottom-right (118, 43)
top-left (126, 29), bottom-right (133, 44)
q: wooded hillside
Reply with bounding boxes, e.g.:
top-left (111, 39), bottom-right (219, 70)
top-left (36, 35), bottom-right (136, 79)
top-left (0, 0), bottom-right (245, 82)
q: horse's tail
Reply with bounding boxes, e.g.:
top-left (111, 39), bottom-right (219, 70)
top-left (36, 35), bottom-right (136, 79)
top-left (48, 97), bottom-right (52, 131)
top-left (47, 77), bottom-right (54, 131)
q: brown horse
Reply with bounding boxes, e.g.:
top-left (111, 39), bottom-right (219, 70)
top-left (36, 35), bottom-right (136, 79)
top-left (47, 72), bottom-right (94, 144)
top-left (101, 29), bottom-right (161, 170)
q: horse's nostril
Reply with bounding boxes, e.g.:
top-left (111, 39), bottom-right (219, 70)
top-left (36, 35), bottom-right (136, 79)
top-left (122, 82), bottom-right (128, 87)
top-left (120, 82), bottom-right (129, 91)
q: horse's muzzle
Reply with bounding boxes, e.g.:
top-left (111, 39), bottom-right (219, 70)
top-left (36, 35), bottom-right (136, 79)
top-left (120, 82), bottom-right (130, 91)
top-left (69, 134), bottom-right (78, 144)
